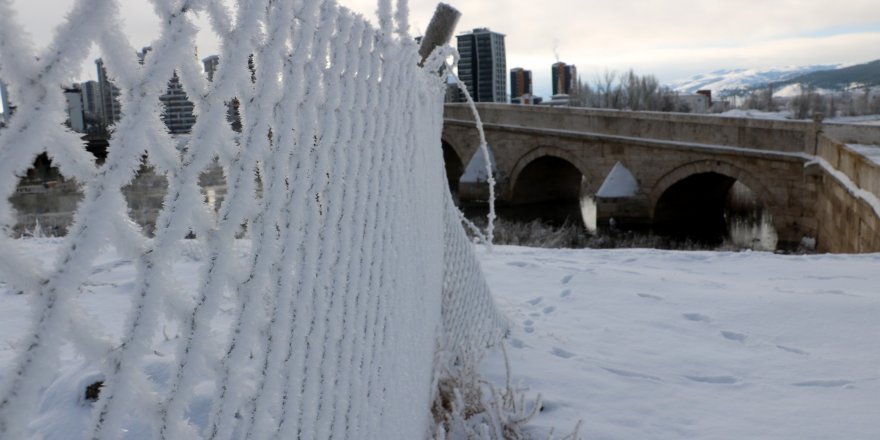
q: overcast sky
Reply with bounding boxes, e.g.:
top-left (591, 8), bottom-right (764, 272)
top-left (3, 0), bottom-right (880, 103)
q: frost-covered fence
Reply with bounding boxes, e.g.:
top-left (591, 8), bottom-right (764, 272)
top-left (0, 0), bottom-right (506, 438)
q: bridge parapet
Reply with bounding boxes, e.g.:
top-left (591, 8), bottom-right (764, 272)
top-left (823, 123), bottom-right (880, 147)
top-left (445, 103), bottom-right (819, 154)
top-left (813, 133), bottom-right (880, 252)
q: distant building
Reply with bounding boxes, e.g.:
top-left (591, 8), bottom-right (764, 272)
top-left (81, 80), bottom-right (102, 123)
top-left (63, 85), bottom-right (86, 132)
top-left (136, 46), bottom-right (197, 134)
top-left (552, 62), bottom-right (577, 96)
top-left (160, 72), bottom-right (196, 134)
top-left (542, 94), bottom-right (571, 106)
top-left (0, 80), bottom-right (11, 124)
top-left (203, 55), bottom-right (220, 82)
top-left (445, 74), bottom-right (460, 103)
top-left (96, 58), bottom-right (122, 126)
top-left (509, 67), bottom-right (533, 102)
top-left (456, 28), bottom-right (507, 103)
top-left (676, 93), bottom-right (711, 114)
top-left (137, 46), bottom-right (152, 65)
top-left (512, 94), bottom-right (542, 105)
top-left (696, 89), bottom-right (712, 102)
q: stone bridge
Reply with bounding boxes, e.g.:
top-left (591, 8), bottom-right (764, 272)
top-left (442, 103), bottom-right (880, 253)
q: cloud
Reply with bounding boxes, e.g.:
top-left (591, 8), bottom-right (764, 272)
top-left (5, 0), bottom-right (878, 89)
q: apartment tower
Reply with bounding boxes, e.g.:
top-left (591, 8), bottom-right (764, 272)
top-left (456, 28), bottom-right (507, 103)
top-left (552, 62), bottom-right (577, 96)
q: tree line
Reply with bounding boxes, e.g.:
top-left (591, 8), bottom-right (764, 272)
top-left (562, 68), bottom-right (880, 120)
top-left (735, 84), bottom-right (880, 119)
top-left (566, 69), bottom-right (726, 113)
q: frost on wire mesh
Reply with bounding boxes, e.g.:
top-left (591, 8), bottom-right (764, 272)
top-left (0, 0), bottom-right (506, 438)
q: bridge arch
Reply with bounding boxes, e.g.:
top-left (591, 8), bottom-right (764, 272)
top-left (441, 139), bottom-right (464, 195)
top-left (508, 146), bottom-right (595, 202)
top-left (649, 160), bottom-right (781, 245)
top-left (506, 146), bottom-right (597, 226)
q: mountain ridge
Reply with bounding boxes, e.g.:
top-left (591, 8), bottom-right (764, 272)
top-left (670, 59), bottom-right (879, 96)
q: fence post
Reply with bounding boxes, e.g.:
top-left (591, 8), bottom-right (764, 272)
top-left (418, 3), bottom-right (461, 67)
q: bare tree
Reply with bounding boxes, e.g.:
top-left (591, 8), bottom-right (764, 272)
top-left (569, 69), bottom-right (676, 112)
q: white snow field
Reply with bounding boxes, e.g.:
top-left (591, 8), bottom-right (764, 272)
top-left (2, 240), bottom-right (878, 439)
top-left (476, 246), bottom-right (880, 439)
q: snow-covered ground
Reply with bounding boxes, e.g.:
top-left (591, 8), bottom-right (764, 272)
top-left (1, 240), bottom-right (879, 439)
top-left (478, 246), bottom-right (880, 439)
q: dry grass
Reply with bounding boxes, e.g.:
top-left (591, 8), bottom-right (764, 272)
top-left (431, 343), bottom-right (582, 440)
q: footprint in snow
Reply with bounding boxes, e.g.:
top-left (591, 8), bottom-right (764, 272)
top-left (560, 289), bottom-right (571, 298)
top-left (686, 375), bottom-right (739, 384)
top-left (561, 274), bottom-right (574, 284)
top-left (507, 261), bottom-right (532, 268)
top-left (551, 347), bottom-right (576, 359)
top-left (509, 338), bottom-right (526, 349)
top-left (527, 297), bottom-right (543, 306)
top-left (524, 326), bottom-right (535, 333)
top-left (539, 400), bottom-right (559, 413)
top-left (792, 380), bottom-right (852, 388)
top-left (543, 306), bottom-right (556, 314)
top-left (776, 345), bottom-right (810, 355)
top-left (523, 319), bottom-right (534, 326)
top-left (682, 313), bottom-right (711, 322)
top-left (721, 331), bottom-right (747, 343)
top-left (602, 368), bottom-right (661, 381)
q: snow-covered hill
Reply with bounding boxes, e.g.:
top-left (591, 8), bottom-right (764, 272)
top-left (670, 65), bottom-right (842, 95)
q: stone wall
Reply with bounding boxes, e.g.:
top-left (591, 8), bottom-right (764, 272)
top-left (814, 135), bottom-right (880, 253)
top-left (445, 103), bottom-right (818, 153)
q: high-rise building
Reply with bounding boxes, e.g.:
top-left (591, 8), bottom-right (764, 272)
top-left (0, 80), bottom-right (11, 125)
top-left (203, 55), bottom-right (220, 82)
top-left (81, 80), bottom-right (102, 125)
top-left (63, 85), bottom-right (86, 132)
top-left (552, 62), bottom-right (577, 96)
top-left (137, 46), bottom-right (197, 134)
top-left (160, 72), bottom-right (196, 134)
top-left (509, 67), bottom-right (532, 100)
top-left (96, 58), bottom-right (122, 126)
top-left (456, 28), bottom-right (507, 103)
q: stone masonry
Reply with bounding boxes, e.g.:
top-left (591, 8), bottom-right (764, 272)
top-left (442, 103), bottom-right (880, 253)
